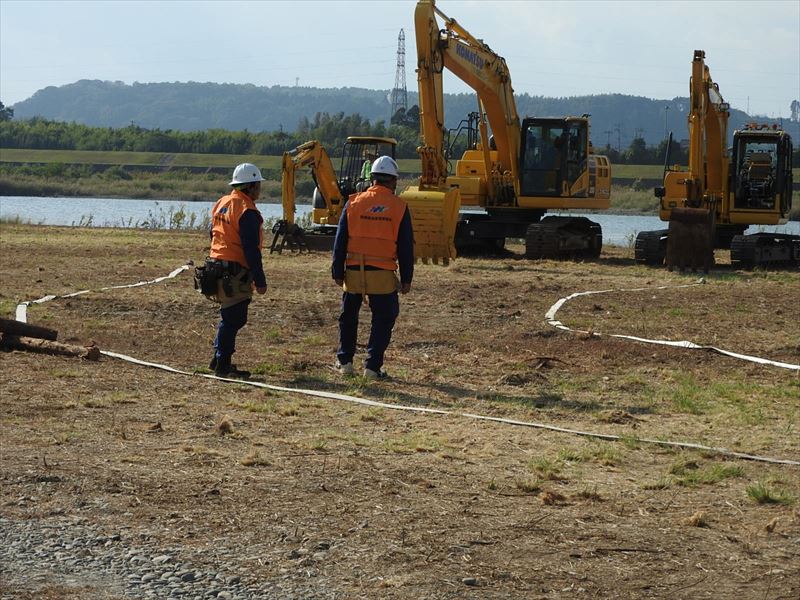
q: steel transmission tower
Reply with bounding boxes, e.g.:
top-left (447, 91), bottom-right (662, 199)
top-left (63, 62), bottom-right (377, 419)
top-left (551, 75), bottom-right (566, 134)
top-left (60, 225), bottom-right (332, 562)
top-left (390, 29), bottom-right (408, 121)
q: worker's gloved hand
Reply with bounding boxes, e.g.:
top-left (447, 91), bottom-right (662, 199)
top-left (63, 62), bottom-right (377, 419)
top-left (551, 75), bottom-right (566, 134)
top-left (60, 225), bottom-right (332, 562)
top-left (256, 285), bottom-right (267, 295)
top-left (400, 282), bottom-right (411, 294)
top-left (335, 278), bottom-right (344, 288)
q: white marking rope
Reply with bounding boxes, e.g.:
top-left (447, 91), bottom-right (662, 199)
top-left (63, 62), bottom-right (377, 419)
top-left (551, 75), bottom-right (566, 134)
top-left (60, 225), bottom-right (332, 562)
top-left (15, 265), bottom-right (192, 323)
top-left (545, 282), bottom-right (800, 371)
top-left (13, 267), bottom-right (799, 466)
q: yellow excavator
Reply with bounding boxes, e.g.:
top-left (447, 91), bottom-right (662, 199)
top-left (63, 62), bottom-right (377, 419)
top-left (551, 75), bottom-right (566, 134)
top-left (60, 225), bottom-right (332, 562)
top-left (634, 50), bottom-right (796, 270)
top-left (271, 136), bottom-right (397, 253)
top-left (401, 0), bottom-right (611, 259)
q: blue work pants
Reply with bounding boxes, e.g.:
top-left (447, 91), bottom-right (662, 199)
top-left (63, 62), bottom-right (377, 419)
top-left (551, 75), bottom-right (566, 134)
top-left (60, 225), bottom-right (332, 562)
top-left (213, 298), bottom-right (250, 361)
top-left (337, 291), bottom-right (399, 372)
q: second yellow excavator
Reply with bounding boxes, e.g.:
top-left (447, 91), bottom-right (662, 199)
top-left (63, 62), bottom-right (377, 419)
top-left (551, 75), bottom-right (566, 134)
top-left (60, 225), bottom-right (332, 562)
top-left (271, 136), bottom-right (396, 253)
top-left (634, 50), bottom-right (796, 270)
top-left (402, 0), bottom-right (612, 259)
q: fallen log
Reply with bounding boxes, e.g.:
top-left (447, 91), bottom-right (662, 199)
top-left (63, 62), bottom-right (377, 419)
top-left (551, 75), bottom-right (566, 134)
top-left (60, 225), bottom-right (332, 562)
top-left (0, 334), bottom-right (100, 361)
top-left (0, 318), bottom-right (58, 341)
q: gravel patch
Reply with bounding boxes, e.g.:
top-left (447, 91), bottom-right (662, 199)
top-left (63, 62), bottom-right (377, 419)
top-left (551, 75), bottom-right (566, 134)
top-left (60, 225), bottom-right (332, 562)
top-left (0, 516), bottom-right (338, 599)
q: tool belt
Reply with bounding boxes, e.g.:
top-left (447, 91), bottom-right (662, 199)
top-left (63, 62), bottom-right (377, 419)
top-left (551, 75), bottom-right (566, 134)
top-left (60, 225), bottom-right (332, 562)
top-left (343, 266), bottom-right (399, 295)
top-left (194, 258), bottom-right (252, 303)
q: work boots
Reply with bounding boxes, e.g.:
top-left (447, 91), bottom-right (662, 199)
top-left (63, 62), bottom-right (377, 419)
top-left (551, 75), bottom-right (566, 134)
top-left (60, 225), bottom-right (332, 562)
top-left (211, 355), bottom-right (251, 380)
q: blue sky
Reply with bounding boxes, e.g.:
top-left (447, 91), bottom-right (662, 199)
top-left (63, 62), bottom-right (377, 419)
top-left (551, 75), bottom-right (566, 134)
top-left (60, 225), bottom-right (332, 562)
top-left (1, 0), bottom-right (798, 118)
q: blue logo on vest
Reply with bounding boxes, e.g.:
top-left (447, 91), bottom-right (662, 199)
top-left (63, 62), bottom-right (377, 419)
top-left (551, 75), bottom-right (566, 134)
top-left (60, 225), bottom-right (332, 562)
top-left (368, 205), bottom-right (387, 213)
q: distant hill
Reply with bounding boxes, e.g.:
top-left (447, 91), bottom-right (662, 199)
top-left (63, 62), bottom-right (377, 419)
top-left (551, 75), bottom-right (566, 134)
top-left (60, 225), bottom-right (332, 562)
top-left (10, 80), bottom-right (799, 147)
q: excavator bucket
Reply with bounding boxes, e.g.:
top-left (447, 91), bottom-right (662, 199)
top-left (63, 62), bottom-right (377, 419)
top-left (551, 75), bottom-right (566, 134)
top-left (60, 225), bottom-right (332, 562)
top-left (400, 186), bottom-right (461, 265)
top-left (665, 207), bottom-right (714, 273)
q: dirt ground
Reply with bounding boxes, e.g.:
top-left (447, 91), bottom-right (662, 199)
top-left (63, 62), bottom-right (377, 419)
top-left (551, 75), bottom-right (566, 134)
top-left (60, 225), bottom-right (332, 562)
top-left (1, 224), bottom-right (798, 599)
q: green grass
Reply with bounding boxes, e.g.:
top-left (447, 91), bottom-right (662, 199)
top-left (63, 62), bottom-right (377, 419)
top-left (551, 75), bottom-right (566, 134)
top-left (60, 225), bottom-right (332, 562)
top-left (644, 459), bottom-right (745, 490)
top-left (655, 372), bottom-right (796, 424)
top-left (529, 457), bottom-right (563, 480)
top-left (0, 148), bottom-right (284, 169)
top-left (7, 148), bottom-right (759, 180)
top-left (746, 481), bottom-right (795, 505)
top-left (251, 361), bottom-right (285, 377)
top-left (609, 185), bottom-right (660, 213)
top-left (669, 460), bottom-right (744, 487)
top-left (610, 164), bottom-right (665, 179)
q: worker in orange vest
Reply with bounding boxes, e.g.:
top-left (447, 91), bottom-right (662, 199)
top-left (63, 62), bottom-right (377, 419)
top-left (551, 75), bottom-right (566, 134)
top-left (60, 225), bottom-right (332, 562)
top-left (332, 156), bottom-right (414, 379)
top-left (207, 163), bottom-right (268, 378)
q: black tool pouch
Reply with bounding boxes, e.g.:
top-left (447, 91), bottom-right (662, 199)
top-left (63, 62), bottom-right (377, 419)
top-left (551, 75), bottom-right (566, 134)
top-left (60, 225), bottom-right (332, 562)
top-left (221, 273), bottom-right (234, 297)
top-left (194, 259), bottom-right (222, 296)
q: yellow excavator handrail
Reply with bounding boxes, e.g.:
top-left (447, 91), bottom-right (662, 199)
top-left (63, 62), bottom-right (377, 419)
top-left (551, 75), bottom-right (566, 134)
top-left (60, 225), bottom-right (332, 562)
top-left (281, 140), bottom-right (345, 225)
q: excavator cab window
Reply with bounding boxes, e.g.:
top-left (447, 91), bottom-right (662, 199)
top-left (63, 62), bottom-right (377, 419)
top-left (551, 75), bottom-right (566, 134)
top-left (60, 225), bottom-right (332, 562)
top-left (338, 140), bottom-right (397, 197)
top-left (565, 122), bottom-right (588, 188)
top-left (519, 120), bottom-right (566, 197)
top-left (733, 136), bottom-right (779, 210)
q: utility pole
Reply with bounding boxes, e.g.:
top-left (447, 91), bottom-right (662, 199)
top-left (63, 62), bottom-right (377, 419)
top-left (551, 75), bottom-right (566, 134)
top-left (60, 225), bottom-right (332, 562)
top-left (634, 127), bottom-right (644, 140)
top-left (390, 29), bottom-right (408, 121)
top-left (664, 105), bottom-right (670, 139)
top-left (603, 129), bottom-right (612, 149)
top-left (614, 123), bottom-right (622, 152)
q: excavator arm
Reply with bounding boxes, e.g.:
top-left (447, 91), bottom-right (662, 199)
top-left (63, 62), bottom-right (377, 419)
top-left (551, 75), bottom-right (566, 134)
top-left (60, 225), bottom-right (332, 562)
top-left (683, 50), bottom-right (730, 210)
top-left (400, 0), bottom-right (529, 263)
top-left (414, 0), bottom-right (520, 199)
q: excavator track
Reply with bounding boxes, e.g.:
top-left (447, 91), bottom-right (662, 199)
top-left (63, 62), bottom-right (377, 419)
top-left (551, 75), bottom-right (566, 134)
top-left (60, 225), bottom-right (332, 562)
top-left (634, 229), bottom-right (669, 265)
top-left (730, 233), bottom-right (800, 269)
top-left (525, 216), bottom-right (602, 260)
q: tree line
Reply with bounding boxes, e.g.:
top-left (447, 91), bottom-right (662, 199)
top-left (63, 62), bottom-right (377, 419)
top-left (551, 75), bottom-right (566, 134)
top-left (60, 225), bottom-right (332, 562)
top-left (5, 104), bottom-right (795, 166)
top-left (0, 110), bottom-right (420, 158)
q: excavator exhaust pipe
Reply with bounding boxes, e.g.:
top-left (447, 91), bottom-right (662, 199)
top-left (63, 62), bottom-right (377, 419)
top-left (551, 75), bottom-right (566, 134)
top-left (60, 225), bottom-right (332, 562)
top-left (665, 207), bottom-right (715, 273)
top-left (401, 186), bottom-right (461, 264)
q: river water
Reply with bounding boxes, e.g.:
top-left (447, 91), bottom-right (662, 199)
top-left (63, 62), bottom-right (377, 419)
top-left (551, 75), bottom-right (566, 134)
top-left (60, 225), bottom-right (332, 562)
top-left (1, 196), bottom-right (798, 247)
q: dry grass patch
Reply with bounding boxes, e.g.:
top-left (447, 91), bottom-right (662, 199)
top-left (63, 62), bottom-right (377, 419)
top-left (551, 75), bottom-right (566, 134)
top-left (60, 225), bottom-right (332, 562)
top-left (181, 445), bottom-right (222, 457)
top-left (241, 448), bottom-right (271, 467)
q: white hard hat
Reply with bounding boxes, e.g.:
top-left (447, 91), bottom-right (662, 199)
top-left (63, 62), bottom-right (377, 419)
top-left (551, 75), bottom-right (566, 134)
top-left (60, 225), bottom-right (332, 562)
top-left (229, 163), bottom-right (266, 186)
top-left (371, 155), bottom-right (399, 178)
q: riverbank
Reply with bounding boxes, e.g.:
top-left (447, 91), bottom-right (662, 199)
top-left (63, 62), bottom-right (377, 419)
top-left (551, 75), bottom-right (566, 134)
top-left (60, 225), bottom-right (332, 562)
top-left (2, 167), bottom-right (799, 220)
top-left (0, 173), bottom-right (663, 213)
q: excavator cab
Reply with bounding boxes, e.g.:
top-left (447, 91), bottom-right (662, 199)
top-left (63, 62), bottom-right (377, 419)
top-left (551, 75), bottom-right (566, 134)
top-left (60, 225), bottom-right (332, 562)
top-left (731, 126), bottom-right (793, 215)
top-left (336, 136), bottom-right (398, 198)
top-left (520, 120), bottom-right (566, 196)
top-left (518, 116), bottom-right (609, 204)
top-left (309, 136), bottom-right (398, 228)
top-left (274, 137), bottom-right (396, 254)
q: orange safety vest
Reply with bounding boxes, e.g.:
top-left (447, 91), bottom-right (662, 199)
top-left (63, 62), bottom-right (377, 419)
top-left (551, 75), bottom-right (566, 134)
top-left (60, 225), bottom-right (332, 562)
top-left (210, 189), bottom-right (263, 268)
top-left (345, 185), bottom-right (407, 271)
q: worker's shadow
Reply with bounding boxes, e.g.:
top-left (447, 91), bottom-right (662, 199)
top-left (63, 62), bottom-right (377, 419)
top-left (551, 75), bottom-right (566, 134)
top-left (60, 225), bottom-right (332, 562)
top-left (287, 373), bottom-right (648, 415)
